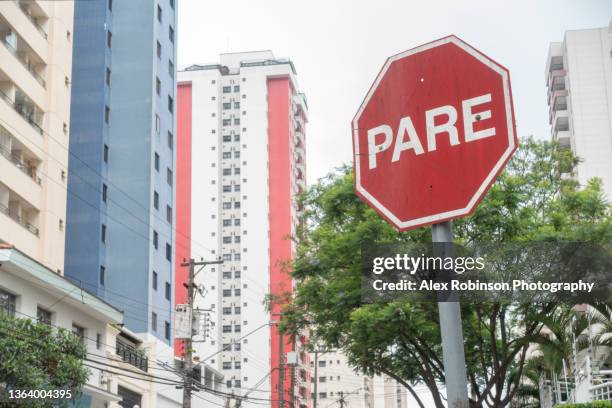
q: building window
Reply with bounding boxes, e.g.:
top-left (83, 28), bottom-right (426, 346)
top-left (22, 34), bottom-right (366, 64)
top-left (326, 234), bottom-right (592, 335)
top-left (96, 333), bottom-right (102, 349)
top-left (234, 253), bottom-right (241, 261)
top-left (165, 321), bottom-right (170, 339)
top-left (223, 307), bottom-right (231, 315)
top-left (107, 31), bottom-right (112, 48)
top-left (234, 102), bottom-right (240, 109)
top-left (234, 270), bottom-right (241, 278)
top-left (154, 152), bottom-right (160, 171)
top-left (223, 362), bottom-right (232, 369)
top-left (234, 306), bottom-right (241, 314)
top-left (222, 202), bottom-right (231, 209)
top-left (234, 134), bottom-right (240, 142)
top-left (223, 272), bottom-right (231, 279)
top-left (319, 361), bottom-right (326, 367)
top-left (222, 86), bottom-right (231, 93)
top-left (169, 0), bottom-right (174, 9)
top-left (102, 184), bottom-right (108, 202)
top-left (222, 325), bottom-right (231, 333)
top-left (169, 60), bottom-right (174, 78)
top-left (152, 312), bottom-right (157, 331)
top-left (234, 236), bottom-right (241, 243)
top-left (168, 95), bottom-right (173, 113)
top-left (233, 85), bottom-right (240, 92)
top-left (165, 282), bottom-right (171, 300)
top-left (223, 102), bottom-right (231, 110)
top-left (169, 26), bottom-right (174, 43)
top-left (167, 131), bottom-right (173, 149)
top-left (37, 306), bottom-right (52, 325)
top-left (100, 265), bottom-right (106, 285)
top-left (223, 219), bottom-right (231, 226)
top-left (153, 191), bottom-right (159, 210)
top-left (157, 5), bottom-right (162, 22)
top-left (101, 224), bottom-right (106, 243)
top-left (106, 68), bottom-right (111, 86)
top-left (166, 168), bottom-right (173, 186)
top-left (234, 219), bottom-right (241, 226)
top-left (223, 185), bottom-right (231, 192)
top-left (234, 201), bottom-right (241, 209)
top-left (105, 106), bottom-right (110, 124)
top-left (166, 205), bottom-right (172, 223)
top-left (108, 0), bottom-right (113, 11)
top-left (319, 393), bottom-right (327, 399)
top-left (156, 77), bottom-right (161, 95)
top-left (234, 324), bottom-right (241, 333)
top-left (234, 362), bottom-right (241, 369)
top-left (223, 135), bottom-right (231, 142)
top-left (157, 41), bottom-right (162, 58)
top-left (0, 289), bottom-right (16, 316)
top-left (222, 119), bottom-right (231, 126)
top-left (72, 324), bottom-right (85, 344)
top-left (234, 288), bottom-right (241, 296)
top-left (153, 271), bottom-right (158, 290)
top-left (155, 114), bottom-right (161, 134)
top-left (234, 151), bottom-right (241, 159)
top-left (222, 289), bottom-right (231, 297)
top-left (319, 376), bottom-right (326, 383)
top-left (153, 230), bottom-right (158, 249)
top-left (165, 243), bottom-right (172, 261)
top-left (234, 118), bottom-right (240, 125)
top-left (223, 237), bottom-right (231, 244)
top-left (104, 144), bottom-right (109, 162)
top-left (223, 168), bottom-right (231, 176)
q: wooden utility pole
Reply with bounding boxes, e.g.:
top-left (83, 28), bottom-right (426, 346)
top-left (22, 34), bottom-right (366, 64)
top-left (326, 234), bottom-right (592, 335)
top-left (181, 258), bottom-right (223, 408)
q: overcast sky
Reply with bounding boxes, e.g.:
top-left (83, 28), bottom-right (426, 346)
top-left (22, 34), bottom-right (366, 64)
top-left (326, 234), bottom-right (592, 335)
top-left (178, 1), bottom-right (612, 185)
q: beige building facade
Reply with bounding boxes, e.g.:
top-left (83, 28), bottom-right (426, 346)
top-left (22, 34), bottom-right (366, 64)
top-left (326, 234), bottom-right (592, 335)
top-left (0, 0), bottom-right (73, 273)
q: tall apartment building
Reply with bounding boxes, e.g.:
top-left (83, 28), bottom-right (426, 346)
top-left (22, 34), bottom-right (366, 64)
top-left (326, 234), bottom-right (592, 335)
top-left (64, 0), bottom-right (177, 345)
top-left (311, 351), bottom-right (408, 408)
top-left (0, 1), bottom-right (73, 272)
top-left (177, 51), bottom-right (310, 408)
top-left (545, 18), bottom-right (612, 199)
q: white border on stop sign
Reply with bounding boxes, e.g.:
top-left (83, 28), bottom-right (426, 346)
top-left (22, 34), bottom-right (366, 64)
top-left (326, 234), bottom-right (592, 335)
top-left (352, 35), bottom-right (516, 231)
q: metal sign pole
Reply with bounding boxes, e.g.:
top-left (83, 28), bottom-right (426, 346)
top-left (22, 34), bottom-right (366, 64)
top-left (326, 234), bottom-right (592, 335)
top-left (432, 221), bottom-right (469, 408)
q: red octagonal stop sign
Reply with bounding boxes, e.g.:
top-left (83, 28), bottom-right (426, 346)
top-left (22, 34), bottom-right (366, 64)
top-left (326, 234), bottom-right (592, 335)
top-left (352, 35), bottom-right (517, 231)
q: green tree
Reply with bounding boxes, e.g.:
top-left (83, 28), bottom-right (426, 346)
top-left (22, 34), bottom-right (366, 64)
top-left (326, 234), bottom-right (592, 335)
top-left (0, 312), bottom-right (90, 407)
top-left (281, 137), bottom-right (611, 408)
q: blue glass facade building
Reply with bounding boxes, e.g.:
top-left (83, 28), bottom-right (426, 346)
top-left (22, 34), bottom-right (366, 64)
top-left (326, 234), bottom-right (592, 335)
top-left (65, 0), bottom-right (177, 344)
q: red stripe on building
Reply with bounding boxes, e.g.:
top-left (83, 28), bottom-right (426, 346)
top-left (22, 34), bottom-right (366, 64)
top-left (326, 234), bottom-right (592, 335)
top-left (175, 82), bottom-right (192, 357)
top-left (268, 77), bottom-right (295, 408)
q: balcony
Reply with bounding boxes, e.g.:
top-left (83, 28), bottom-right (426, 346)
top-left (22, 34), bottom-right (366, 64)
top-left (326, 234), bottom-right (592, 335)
top-left (0, 139), bottom-right (41, 185)
top-left (0, 14), bottom-right (46, 88)
top-left (15, 0), bottom-right (48, 40)
top-left (116, 338), bottom-right (149, 372)
top-left (555, 130), bottom-right (571, 148)
top-left (549, 89), bottom-right (568, 110)
top-left (0, 82), bottom-right (44, 135)
top-left (592, 382), bottom-right (612, 400)
top-left (0, 184), bottom-right (39, 236)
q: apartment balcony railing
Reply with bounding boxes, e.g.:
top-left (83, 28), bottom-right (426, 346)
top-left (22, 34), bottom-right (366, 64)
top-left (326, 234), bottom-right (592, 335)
top-left (0, 201), bottom-right (39, 236)
top-left (0, 143), bottom-right (41, 185)
top-left (15, 1), bottom-right (48, 39)
top-left (2, 39), bottom-right (46, 88)
top-left (0, 89), bottom-right (43, 135)
top-left (116, 338), bottom-right (149, 372)
top-left (592, 382), bottom-right (612, 400)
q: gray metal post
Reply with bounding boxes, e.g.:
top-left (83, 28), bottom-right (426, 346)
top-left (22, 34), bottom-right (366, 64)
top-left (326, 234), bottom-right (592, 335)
top-left (432, 221), bottom-right (469, 408)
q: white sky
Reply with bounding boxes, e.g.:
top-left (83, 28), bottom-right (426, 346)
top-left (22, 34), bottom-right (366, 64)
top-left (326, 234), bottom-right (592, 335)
top-left (178, 0), bottom-right (611, 184)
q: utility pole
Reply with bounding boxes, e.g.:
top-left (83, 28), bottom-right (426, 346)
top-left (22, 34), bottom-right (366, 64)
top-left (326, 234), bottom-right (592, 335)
top-left (313, 351), bottom-right (318, 408)
top-left (432, 222), bottom-right (469, 408)
top-left (181, 257), bottom-right (223, 408)
top-left (289, 358), bottom-right (296, 408)
top-left (278, 330), bottom-right (284, 408)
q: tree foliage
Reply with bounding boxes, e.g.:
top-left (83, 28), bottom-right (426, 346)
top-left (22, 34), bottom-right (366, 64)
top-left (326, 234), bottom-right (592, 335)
top-left (0, 312), bottom-right (89, 407)
top-left (280, 137), bottom-right (611, 408)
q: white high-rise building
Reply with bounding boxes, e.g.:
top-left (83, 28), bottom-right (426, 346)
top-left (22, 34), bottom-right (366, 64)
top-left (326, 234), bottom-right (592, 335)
top-left (177, 51), bottom-right (310, 408)
top-left (0, 1), bottom-right (73, 273)
top-left (545, 18), bottom-right (612, 199)
top-left (310, 351), bottom-right (408, 408)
